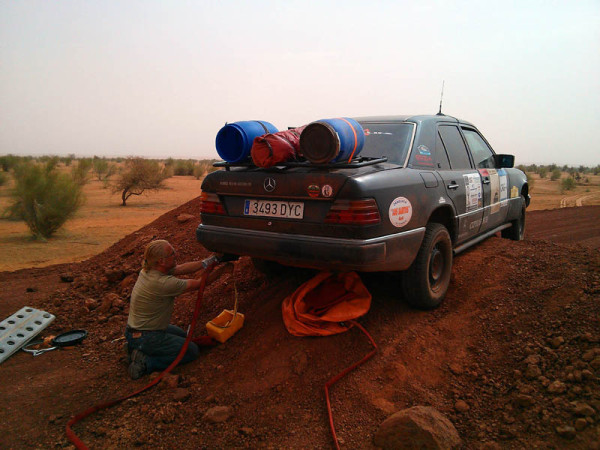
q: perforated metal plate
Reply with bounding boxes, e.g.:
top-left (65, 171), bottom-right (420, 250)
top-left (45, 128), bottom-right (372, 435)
top-left (0, 307), bottom-right (55, 364)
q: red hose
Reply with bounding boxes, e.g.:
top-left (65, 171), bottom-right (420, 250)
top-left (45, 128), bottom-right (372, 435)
top-left (65, 263), bottom-right (216, 449)
top-left (324, 320), bottom-right (377, 450)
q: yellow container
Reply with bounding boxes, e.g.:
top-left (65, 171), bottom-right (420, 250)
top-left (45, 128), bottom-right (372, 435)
top-left (206, 309), bottom-right (245, 343)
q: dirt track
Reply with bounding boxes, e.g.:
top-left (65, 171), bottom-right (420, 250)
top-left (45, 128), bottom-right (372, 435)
top-left (1, 203), bottom-right (599, 449)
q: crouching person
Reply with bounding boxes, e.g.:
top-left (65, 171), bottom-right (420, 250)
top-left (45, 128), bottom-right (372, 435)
top-left (125, 239), bottom-right (233, 379)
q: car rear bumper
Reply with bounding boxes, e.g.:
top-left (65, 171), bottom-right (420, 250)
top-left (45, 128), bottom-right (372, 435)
top-left (196, 224), bottom-right (425, 272)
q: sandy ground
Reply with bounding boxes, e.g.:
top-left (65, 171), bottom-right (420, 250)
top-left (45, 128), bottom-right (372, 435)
top-left (0, 198), bottom-right (598, 449)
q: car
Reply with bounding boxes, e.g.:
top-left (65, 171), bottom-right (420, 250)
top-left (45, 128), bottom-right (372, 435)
top-left (196, 114), bottom-right (530, 309)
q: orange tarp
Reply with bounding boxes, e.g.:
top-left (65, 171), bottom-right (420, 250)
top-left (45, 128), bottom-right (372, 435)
top-left (282, 272), bottom-right (371, 337)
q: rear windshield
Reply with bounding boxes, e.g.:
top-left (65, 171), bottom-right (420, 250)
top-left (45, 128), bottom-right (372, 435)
top-left (358, 122), bottom-right (414, 165)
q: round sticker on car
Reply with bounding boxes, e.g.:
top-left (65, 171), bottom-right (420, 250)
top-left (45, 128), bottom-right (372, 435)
top-left (389, 197), bottom-right (412, 228)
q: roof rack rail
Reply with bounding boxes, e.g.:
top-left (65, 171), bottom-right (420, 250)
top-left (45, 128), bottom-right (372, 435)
top-left (214, 156), bottom-right (388, 172)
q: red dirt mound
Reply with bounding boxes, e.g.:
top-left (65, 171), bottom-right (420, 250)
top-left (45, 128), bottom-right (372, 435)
top-left (1, 203), bottom-right (599, 449)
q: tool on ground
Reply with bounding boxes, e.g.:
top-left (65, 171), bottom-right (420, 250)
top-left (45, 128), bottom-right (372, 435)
top-left (206, 281), bottom-right (244, 343)
top-left (0, 307), bottom-right (55, 364)
top-left (22, 329), bottom-right (88, 357)
top-left (66, 256), bottom-right (227, 450)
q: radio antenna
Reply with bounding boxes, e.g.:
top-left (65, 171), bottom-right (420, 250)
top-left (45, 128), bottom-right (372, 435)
top-left (437, 80), bottom-right (445, 115)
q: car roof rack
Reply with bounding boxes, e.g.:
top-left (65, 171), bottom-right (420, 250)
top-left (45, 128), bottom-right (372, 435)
top-left (214, 156), bottom-right (388, 171)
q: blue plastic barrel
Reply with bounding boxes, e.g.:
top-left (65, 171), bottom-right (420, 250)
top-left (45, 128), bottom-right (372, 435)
top-left (299, 117), bottom-right (365, 164)
top-left (215, 121), bottom-right (278, 163)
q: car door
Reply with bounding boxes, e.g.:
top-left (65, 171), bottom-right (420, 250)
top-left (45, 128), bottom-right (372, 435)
top-left (436, 125), bottom-right (484, 244)
top-left (461, 127), bottom-right (509, 231)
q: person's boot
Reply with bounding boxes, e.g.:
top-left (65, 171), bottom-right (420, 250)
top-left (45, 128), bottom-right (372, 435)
top-left (128, 349), bottom-right (147, 380)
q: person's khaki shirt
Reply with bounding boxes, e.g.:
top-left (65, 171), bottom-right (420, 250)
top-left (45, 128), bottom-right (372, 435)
top-left (127, 269), bottom-right (187, 330)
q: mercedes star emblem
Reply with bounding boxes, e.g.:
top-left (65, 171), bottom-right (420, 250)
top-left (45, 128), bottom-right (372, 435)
top-left (264, 177), bottom-right (276, 192)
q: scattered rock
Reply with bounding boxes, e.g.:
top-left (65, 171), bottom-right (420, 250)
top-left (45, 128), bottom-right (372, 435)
top-left (239, 427), bottom-right (254, 436)
top-left (525, 365), bottom-right (542, 379)
top-left (590, 358), bottom-right (600, 370)
top-left (97, 293), bottom-right (120, 314)
top-left (574, 418), bottom-right (588, 431)
top-left (119, 274), bottom-right (138, 296)
top-left (104, 269), bottom-right (125, 283)
top-left (573, 403), bottom-right (595, 417)
top-left (84, 298), bottom-right (98, 311)
top-left (172, 388), bottom-right (191, 403)
top-left (547, 381), bottom-right (567, 394)
top-left (449, 363), bottom-right (463, 375)
top-left (550, 336), bottom-right (565, 348)
top-left (454, 400), bottom-right (470, 413)
top-left (513, 394), bottom-right (534, 408)
top-left (203, 406), bottom-right (233, 423)
top-left (177, 213), bottom-right (196, 223)
top-left (555, 425), bottom-right (576, 440)
top-left (582, 349), bottom-right (600, 361)
top-left (160, 373), bottom-right (180, 389)
top-left (523, 354), bottom-right (542, 365)
top-left (374, 406), bottom-right (461, 449)
top-left (60, 274), bottom-right (74, 283)
top-left (26, 287), bottom-right (37, 293)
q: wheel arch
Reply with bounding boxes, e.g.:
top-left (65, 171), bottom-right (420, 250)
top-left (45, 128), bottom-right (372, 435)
top-left (428, 205), bottom-right (456, 243)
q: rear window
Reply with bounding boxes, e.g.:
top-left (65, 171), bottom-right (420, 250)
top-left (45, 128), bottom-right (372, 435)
top-left (358, 122), bottom-right (414, 165)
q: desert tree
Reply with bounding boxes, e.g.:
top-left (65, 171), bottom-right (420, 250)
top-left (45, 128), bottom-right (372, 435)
top-left (92, 157), bottom-right (116, 181)
top-left (71, 158), bottom-right (92, 186)
top-left (4, 160), bottom-right (84, 239)
top-left (560, 177), bottom-right (576, 193)
top-left (550, 168), bottom-right (562, 181)
top-left (113, 157), bottom-right (168, 206)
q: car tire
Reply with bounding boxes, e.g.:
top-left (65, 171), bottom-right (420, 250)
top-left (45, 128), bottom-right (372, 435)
top-left (401, 222), bottom-right (453, 310)
top-left (501, 195), bottom-right (526, 241)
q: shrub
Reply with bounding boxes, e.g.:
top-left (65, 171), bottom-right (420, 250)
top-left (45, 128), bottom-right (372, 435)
top-left (92, 158), bottom-right (116, 181)
top-left (550, 169), bottom-right (561, 181)
top-left (525, 172), bottom-right (535, 191)
top-left (537, 167), bottom-right (548, 178)
top-left (0, 171), bottom-right (7, 187)
top-left (0, 154), bottom-right (21, 172)
top-left (4, 161), bottom-right (84, 239)
top-left (113, 158), bottom-right (168, 206)
top-left (173, 159), bottom-right (195, 176)
top-left (560, 177), bottom-right (576, 193)
top-left (71, 158), bottom-right (92, 185)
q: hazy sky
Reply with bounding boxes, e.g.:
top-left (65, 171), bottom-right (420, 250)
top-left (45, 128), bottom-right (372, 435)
top-left (1, 1), bottom-right (599, 166)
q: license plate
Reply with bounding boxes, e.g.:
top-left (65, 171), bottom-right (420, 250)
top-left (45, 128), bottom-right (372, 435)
top-left (244, 199), bottom-right (304, 219)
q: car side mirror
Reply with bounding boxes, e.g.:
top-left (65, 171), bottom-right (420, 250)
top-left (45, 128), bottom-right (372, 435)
top-left (494, 154), bottom-right (514, 168)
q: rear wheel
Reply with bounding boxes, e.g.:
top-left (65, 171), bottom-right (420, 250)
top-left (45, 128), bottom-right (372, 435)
top-left (501, 195), bottom-right (526, 241)
top-left (401, 223), bottom-right (453, 310)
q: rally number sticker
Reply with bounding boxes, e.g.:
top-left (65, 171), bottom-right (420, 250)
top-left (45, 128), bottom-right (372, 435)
top-left (389, 197), bottom-right (412, 228)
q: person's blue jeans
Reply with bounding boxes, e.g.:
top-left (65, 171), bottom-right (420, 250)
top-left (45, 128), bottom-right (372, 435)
top-left (125, 325), bottom-right (199, 375)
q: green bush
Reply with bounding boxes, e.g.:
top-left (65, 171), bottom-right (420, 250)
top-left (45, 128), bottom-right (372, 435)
top-left (560, 177), bottom-right (576, 193)
top-left (537, 167), bottom-right (548, 178)
top-left (173, 160), bottom-right (195, 176)
top-left (4, 161), bottom-right (84, 239)
top-left (525, 172), bottom-right (535, 191)
top-left (550, 169), bottom-right (561, 181)
top-left (0, 171), bottom-right (7, 187)
top-left (92, 158), bottom-right (116, 181)
top-left (71, 158), bottom-right (92, 185)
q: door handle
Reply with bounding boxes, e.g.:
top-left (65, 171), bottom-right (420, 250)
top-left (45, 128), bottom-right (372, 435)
top-left (482, 177), bottom-right (490, 185)
top-left (447, 183), bottom-right (459, 190)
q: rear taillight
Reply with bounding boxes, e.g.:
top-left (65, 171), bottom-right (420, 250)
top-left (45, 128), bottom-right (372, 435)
top-left (200, 192), bottom-right (225, 215)
top-left (325, 198), bottom-right (380, 225)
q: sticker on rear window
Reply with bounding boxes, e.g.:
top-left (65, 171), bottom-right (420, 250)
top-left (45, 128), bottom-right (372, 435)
top-left (389, 197), bottom-right (412, 228)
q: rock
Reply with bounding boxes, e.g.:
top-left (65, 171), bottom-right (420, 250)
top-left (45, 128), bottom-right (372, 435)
top-left (172, 388), bottom-right (191, 403)
top-left (105, 269), bottom-right (125, 283)
top-left (573, 403), bottom-right (596, 417)
top-left (203, 406), bottom-right (233, 423)
top-left (97, 293), bottom-right (120, 314)
top-left (525, 365), bottom-right (542, 379)
top-left (591, 358), bottom-right (600, 370)
top-left (582, 349), bottom-right (600, 362)
top-left (239, 427), bottom-right (254, 436)
top-left (550, 336), bottom-right (565, 348)
top-left (582, 369), bottom-right (594, 379)
top-left (84, 298), bottom-right (98, 311)
top-left (454, 400), bottom-right (470, 413)
top-left (160, 373), bottom-right (180, 389)
top-left (449, 363), bottom-right (463, 375)
top-left (555, 425), bottom-right (576, 440)
top-left (60, 273), bottom-right (74, 283)
top-left (575, 418), bottom-right (588, 431)
top-left (548, 380), bottom-right (567, 394)
top-left (113, 298), bottom-right (126, 309)
top-left (119, 274), bottom-right (138, 296)
top-left (513, 394), bottom-right (534, 408)
top-left (204, 394), bottom-right (216, 403)
top-left (26, 287), bottom-right (37, 293)
top-left (523, 354), bottom-right (542, 365)
top-left (177, 213), bottom-right (196, 223)
top-left (373, 406), bottom-right (461, 450)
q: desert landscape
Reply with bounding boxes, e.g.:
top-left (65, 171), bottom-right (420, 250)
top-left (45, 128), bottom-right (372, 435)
top-left (1, 168), bottom-right (599, 449)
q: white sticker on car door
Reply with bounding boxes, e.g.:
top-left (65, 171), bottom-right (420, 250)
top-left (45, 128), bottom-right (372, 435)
top-left (463, 173), bottom-right (482, 212)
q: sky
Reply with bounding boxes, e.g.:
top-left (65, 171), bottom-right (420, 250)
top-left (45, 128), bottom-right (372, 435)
top-left (1, 0), bottom-right (599, 166)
